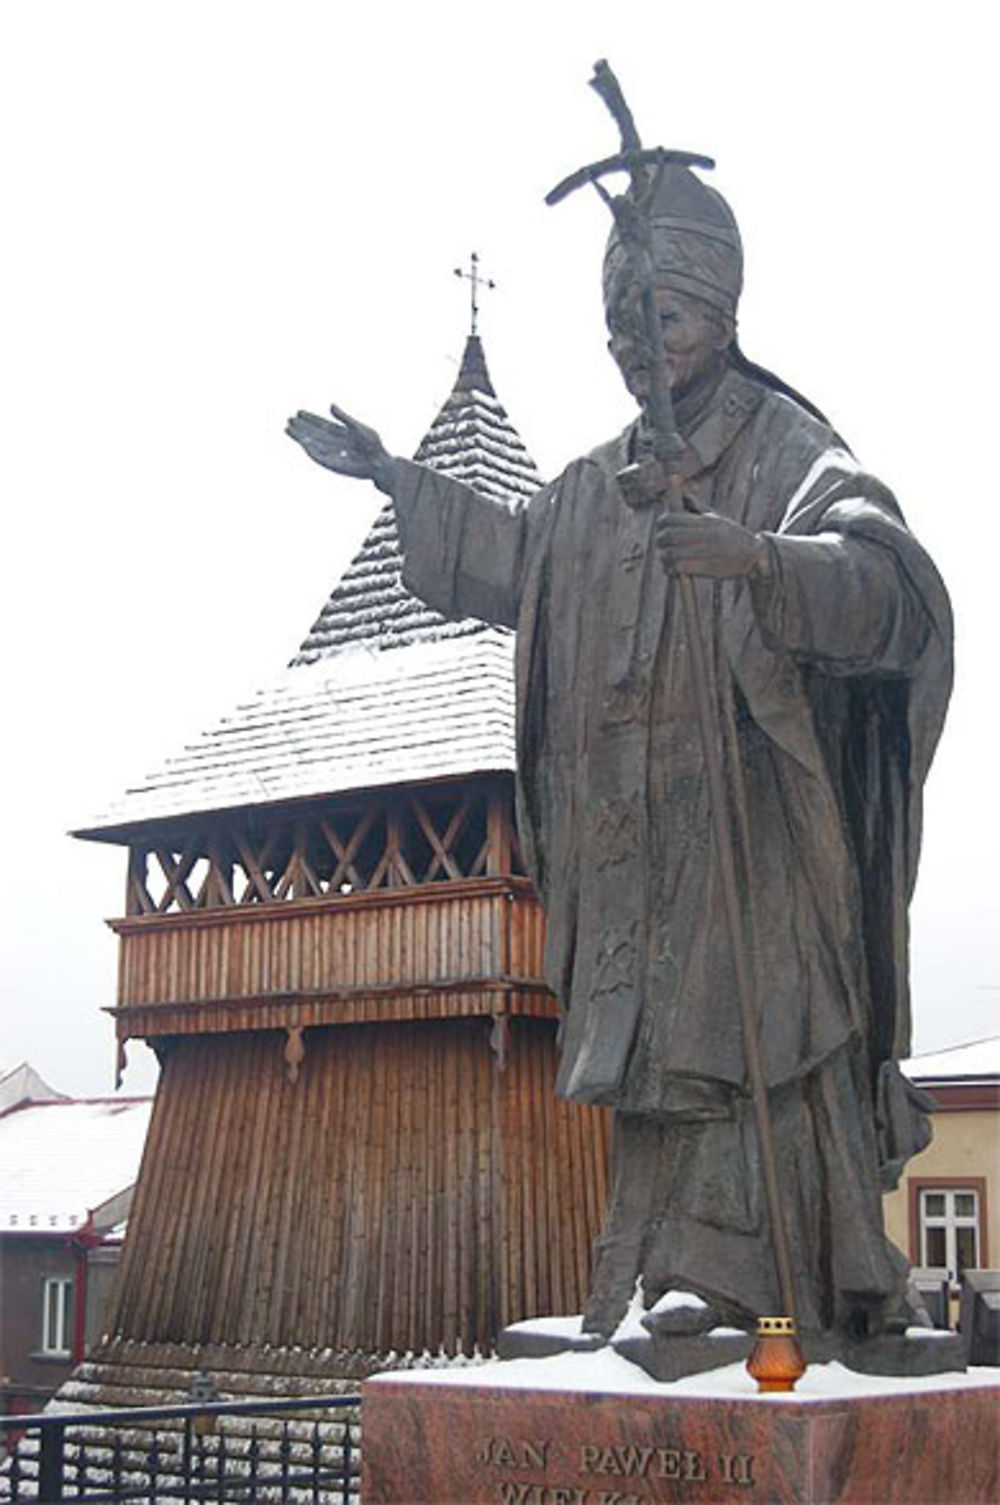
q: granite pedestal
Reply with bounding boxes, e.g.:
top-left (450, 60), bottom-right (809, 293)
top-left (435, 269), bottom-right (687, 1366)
top-left (362, 1356), bottom-right (999, 1503)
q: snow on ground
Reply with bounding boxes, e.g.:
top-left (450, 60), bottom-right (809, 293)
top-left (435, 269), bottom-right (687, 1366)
top-left (649, 1290), bottom-right (709, 1313)
top-left (373, 1347), bottom-right (1000, 1402)
top-left (505, 1316), bottom-right (588, 1337)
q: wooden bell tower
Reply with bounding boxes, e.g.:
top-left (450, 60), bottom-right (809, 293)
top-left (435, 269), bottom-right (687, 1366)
top-left (71, 334), bottom-right (609, 1402)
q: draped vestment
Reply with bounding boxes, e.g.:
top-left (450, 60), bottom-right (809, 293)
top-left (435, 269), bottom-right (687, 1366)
top-left (390, 363), bottom-right (952, 1329)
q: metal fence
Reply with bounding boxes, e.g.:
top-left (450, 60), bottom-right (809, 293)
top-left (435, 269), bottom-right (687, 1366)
top-left (0, 1392), bottom-right (361, 1503)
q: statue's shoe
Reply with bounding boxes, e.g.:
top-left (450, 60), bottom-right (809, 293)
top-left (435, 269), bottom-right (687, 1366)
top-left (495, 1314), bottom-right (608, 1359)
top-left (641, 1290), bottom-right (719, 1337)
top-left (842, 1327), bottom-right (966, 1376)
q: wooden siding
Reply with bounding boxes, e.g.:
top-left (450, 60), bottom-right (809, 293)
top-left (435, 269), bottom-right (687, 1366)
top-left (109, 1023), bottom-right (609, 1356)
top-left (110, 878), bottom-right (555, 1038)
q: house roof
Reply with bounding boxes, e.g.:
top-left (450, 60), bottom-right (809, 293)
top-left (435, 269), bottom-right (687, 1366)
top-left (0, 1062), bottom-right (68, 1117)
top-left (902, 1036), bottom-right (1000, 1086)
top-left (76, 335), bottom-right (537, 842)
top-left (0, 1097), bottom-right (153, 1234)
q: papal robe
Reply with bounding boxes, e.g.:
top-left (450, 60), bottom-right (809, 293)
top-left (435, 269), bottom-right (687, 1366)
top-left (389, 361), bottom-right (952, 1331)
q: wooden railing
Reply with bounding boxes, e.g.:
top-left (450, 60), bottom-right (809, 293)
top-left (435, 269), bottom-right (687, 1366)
top-left (110, 877), bottom-right (552, 1041)
top-left (125, 780), bottom-right (522, 917)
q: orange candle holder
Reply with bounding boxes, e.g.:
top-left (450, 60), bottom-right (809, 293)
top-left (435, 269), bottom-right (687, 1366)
top-left (746, 1315), bottom-right (807, 1393)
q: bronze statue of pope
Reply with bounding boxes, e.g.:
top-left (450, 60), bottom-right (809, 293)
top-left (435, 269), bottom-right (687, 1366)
top-left (288, 162), bottom-right (952, 1363)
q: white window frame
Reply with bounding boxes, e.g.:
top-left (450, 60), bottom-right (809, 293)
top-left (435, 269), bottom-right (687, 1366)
top-left (41, 1276), bottom-right (74, 1357)
top-left (918, 1186), bottom-right (981, 1282)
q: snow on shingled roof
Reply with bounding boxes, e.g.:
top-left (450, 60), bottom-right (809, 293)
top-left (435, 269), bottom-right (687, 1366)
top-left (292, 334), bottom-right (542, 663)
top-left (75, 336), bottom-right (537, 839)
top-left (77, 630), bottom-right (517, 836)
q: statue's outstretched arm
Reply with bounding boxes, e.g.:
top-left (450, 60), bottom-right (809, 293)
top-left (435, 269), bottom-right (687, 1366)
top-left (288, 400), bottom-right (526, 628)
top-left (286, 403), bottom-right (396, 493)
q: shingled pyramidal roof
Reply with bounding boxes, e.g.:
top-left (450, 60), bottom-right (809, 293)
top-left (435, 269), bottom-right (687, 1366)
top-left (293, 335), bottom-right (541, 661)
top-left (77, 336), bottom-right (542, 838)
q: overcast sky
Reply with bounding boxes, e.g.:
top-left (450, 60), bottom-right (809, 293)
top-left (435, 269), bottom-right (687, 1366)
top-left (2, 1), bottom-right (996, 1096)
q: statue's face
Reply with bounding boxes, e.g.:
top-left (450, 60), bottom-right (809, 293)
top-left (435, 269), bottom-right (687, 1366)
top-left (606, 282), bottom-right (731, 404)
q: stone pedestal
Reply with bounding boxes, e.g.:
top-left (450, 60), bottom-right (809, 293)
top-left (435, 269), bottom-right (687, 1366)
top-left (362, 1361), bottom-right (1000, 1503)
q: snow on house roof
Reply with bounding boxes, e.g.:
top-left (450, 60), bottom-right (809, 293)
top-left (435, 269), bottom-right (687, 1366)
top-left (76, 629), bottom-right (516, 838)
top-left (0, 1061), bottom-right (68, 1117)
top-left (77, 334), bottom-right (536, 841)
top-left (0, 1098), bottom-right (152, 1234)
top-left (901, 1036), bottom-right (1000, 1085)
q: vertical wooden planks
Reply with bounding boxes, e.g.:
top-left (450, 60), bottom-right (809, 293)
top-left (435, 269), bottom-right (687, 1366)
top-left (106, 1001), bottom-right (608, 1361)
top-left (115, 883), bottom-right (538, 1024)
top-left (473, 1028), bottom-right (494, 1347)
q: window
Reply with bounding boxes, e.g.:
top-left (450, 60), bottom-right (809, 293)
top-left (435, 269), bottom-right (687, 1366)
top-left (41, 1277), bottom-right (74, 1357)
top-left (918, 1187), bottom-right (981, 1280)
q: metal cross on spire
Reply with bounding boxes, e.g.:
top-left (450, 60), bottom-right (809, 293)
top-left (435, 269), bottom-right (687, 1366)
top-left (453, 251), bottom-right (496, 336)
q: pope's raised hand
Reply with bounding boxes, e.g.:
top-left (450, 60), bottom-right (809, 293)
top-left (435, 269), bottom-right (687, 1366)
top-left (655, 503), bottom-right (767, 579)
top-left (286, 403), bottom-right (393, 490)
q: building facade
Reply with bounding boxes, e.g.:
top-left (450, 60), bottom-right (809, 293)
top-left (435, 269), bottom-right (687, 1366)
top-left (0, 1070), bottom-right (150, 1414)
top-left (67, 335), bottom-right (609, 1411)
top-left (884, 1038), bottom-right (1000, 1318)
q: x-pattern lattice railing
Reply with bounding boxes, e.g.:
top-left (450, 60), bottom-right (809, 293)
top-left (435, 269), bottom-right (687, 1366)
top-left (126, 784), bottom-right (522, 916)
